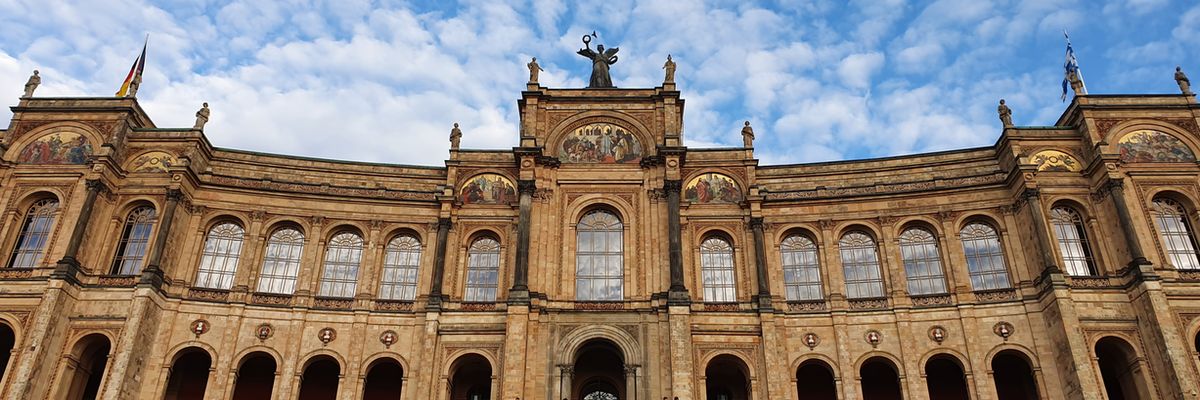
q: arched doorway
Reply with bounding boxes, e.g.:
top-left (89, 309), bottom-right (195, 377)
top-left (991, 350), bottom-right (1038, 400)
top-left (795, 359), bottom-right (837, 400)
top-left (1095, 337), bottom-right (1151, 400)
top-left (59, 333), bottom-right (111, 400)
top-left (925, 354), bottom-right (969, 400)
top-left (363, 358), bottom-right (404, 400)
top-left (572, 340), bottom-right (626, 400)
top-left (231, 352), bottom-right (277, 400)
top-left (860, 357), bottom-right (902, 400)
top-left (449, 353), bottom-right (492, 400)
top-left (0, 323), bottom-right (15, 385)
top-left (162, 347), bottom-right (212, 400)
top-left (705, 354), bottom-right (750, 400)
top-left (297, 356), bottom-right (341, 400)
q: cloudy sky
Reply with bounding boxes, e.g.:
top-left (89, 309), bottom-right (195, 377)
top-left (1, 0), bottom-right (1196, 166)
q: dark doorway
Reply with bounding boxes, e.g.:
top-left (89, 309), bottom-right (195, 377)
top-left (991, 350), bottom-right (1038, 400)
top-left (573, 340), bottom-right (626, 400)
top-left (0, 323), bottom-right (14, 384)
top-left (925, 355), bottom-right (969, 400)
top-left (162, 348), bottom-right (211, 400)
top-left (860, 357), bottom-right (902, 400)
top-left (449, 353), bottom-right (491, 400)
top-left (796, 359), bottom-right (837, 400)
top-left (1095, 337), bottom-right (1149, 400)
top-left (231, 352), bottom-right (277, 400)
top-left (363, 358), bottom-right (404, 400)
top-left (705, 354), bottom-right (750, 400)
top-left (63, 333), bottom-right (111, 400)
top-left (297, 356), bottom-right (340, 400)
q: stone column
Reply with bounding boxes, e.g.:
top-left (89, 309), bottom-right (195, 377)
top-left (1102, 179), bottom-right (1151, 267)
top-left (427, 217), bottom-right (451, 310)
top-left (665, 180), bottom-right (689, 303)
top-left (141, 188), bottom-right (183, 288)
top-left (508, 179), bottom-right (534, 304)
top-left (1020, 189), bottom-right (1059, 273)
top-left (749, 217), bottom-right (772, 310)
top-left (53, 179), bottom-right (106, 281)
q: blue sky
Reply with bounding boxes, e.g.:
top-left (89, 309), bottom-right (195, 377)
top-left (1, 0), bottom-right (1197, 166)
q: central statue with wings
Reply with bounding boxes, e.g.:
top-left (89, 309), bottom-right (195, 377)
top-left (577, 31), bottom-right (619, 88)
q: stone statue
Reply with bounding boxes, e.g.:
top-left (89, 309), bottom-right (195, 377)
top-left (576, 32), bottom-right (619, 88)
top-left (663, 54), bottom-right (676, 83)
top-left (450, 122), bottom-right (462, 150)
top-left (997, 99), bottom-right (1013, 127)
top-left (741, 121), bottom-right (755, 147)
top-left (1068, 70), bottom-right (1084, 96)
top-left (1176, 66), bottom-right (1192, 95)
top-left (127, 73), bottom-right (142, 98)
top-left (22, 70), bottom-right (40, 98)
top-left (193, 102), bottom-right (210, 130)
top-left (527, 57), bottom-right (544, 84)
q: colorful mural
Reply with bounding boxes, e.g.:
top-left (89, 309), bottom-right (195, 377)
top-left (460, 174), bottom-right (517, 205)
top-left (1031, 150), bottom-right (1081, 172)
top-left (17, 132), bottom-right (93, 165)
top-left (559, 123), bottom-right (642, 163)
top-left (129, 151), bottom-right (178, 172)
top-left (684, 173), bottom-right (742, 204)
top-left (1117, 130), bottom-right (1196, 163)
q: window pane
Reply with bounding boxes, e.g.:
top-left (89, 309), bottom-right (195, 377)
top-left (195, 222), bottom-right (245, 290)
top-left (8, 199), bottom-right (59, 269)
top-left (576, 211), bottom-right (624, 301)
top-left (318, 232), bottom-right (363, 298)
top-left (1049, 207), bottom-right (1096, 276)
top-left (465, 237), bottom-right (501, 302)
top-left (111, 206), bottom-right (157, 275)
top-left (780, 234), bottom-right (823, 301)
top-left (960, 222), bottom-right (1012, 291)
top-left (380, 235), bottom-right (421, 300)
top-left (700, 237), bottom-right (736, 303)
top-left (839, 232), bottom-right (884, 298)
top-left (258, 228), bottom-right (304, 294)
top-left (1152, 198), bottom-right (1200, 270)
top-left (899, 228), bottom-right (947, 295)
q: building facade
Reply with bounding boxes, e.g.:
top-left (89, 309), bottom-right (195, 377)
top-left (0, 75), bottom-right (1198, 400)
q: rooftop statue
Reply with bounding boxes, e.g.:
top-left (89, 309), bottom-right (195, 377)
top-left (577, 32), bottom-right (619, 88)
top-left (22, 70), bottom-right (40, 98)
top-left (998, 99), bottom-right (1013, 127)
top-left (663, 54), bottom-right (676, 84)
top-left (1177, 66), bottom-right (1192, 95)
top-left (193, 102), bottom-right (210, 130)
top-left (527, 57), bottom-right (544, 84)
top-left (450, 122), bottom-right (462, 150)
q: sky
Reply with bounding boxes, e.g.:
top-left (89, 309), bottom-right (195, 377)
top-left (0, 0), bottom-right (1197, 166)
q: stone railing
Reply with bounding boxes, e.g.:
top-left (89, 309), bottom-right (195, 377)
top-left (97, 275), bottom-right (137, 287)
top-left (974, 288), bottom-right (1018, 303)
top-left (848, 297), bottom-right (888, 310)
top-left (786, 300), bottom-right (827, 313)
top-left (313, 297), bottom-right (353, 310)
top-left (911, 294), bottom-right (953, 308)
top-left (250, 292), bottom-right (293, 306)
top-left (373, 300), bottom-right (414, 312)
top-left (187, 287), bottom-right (230, 302)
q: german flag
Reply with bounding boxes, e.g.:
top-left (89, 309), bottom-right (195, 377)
top-left (115, 37), bottom-right (147, 97)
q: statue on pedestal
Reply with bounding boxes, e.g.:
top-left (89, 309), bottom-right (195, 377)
top-left (127, 74), bottom-right (142, 98)
top-left (1068, 70), bottom-right (1084, 96)
top-left (450, 123), bottom-right (462, 150)
top-left (663, 54), bottom-right (676, 84)
top-left (742, 121), bottom-right (755, 147)
top-left (22, 70), bottom-right (40, 98)
top-left (1177, 66), bottom-right (1192, 95)
top-left (193, 103), bottom-right (210, 130)
top-left (576, 32), bottom-right (619, 88)
top-left (998, 99), bottom-right (1013, 127)
top-left (527, 57), bottom-right (544, 84)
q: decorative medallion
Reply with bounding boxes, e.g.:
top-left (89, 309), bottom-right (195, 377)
top-left (993, 322), bottom-right (1014, 340)
top-left (255, 323), bottom-right (274, 341)
top-left (18, 131), bottom-right (93, 164)
top-left (459, 173), bottom-right (517, 205)
top-left (865, 330), bottom-right (882, 347)
top-left (684, 172), bottom-right (742, 204)
top-left (189, 319), bottom-right (210, 337)
top-left (559, 123), bottom-right (642, 164)
top-left (803, 332), bottom-right (820, 350)
top-left (1117, 130), bottom-right (1196, 163)
top-left (318, 327), bottom-right (337, 345)
top-left (929, 326), bottom-right (947, 344)
top-left (129, 151), bottom-right (178, 172)
top-left (1030, 150), bottom-right (1081, 172)
top-left (379, 330), bottom-right (398, 348)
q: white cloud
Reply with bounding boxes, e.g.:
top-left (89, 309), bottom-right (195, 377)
top-left (837, 52), bottom-right (885, 89)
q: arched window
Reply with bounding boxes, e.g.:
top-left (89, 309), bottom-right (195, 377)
top-left (839, 231), bottom-right (884, 298)
top-left (258, 227), bottom-right (304, 294)
top-left (898, 227), bottom-right (947, 295)
top-left (380, 235), bottom-right (421, 300)
top-left (111, 206), bottom-right (156, 275)
top-left (700, 236), bottom-right (737, 303)
top-left (7, 198), bottom-right (59, 269)
top-left (318, 232), bottom-right (363, 298)
top-left (194, 222), bottom-right (245, 289)
top-left (465, 237), bottom-right (501, 302)
top-left (960, 222), bottom-right (1011, 290)
top-left (576, 210), bottom-right (624, 301)
top-left (1151, 198), bottom-right (1200, 270)
top-left (780, 234), bottom-right (822, 301)
top-left (1049, 206), bottom-right (1096, 276)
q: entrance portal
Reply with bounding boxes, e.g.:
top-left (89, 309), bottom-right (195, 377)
top-left (231, 352), bottom-right (276, 400)
top-left (572, 340), bottom-right (626, 400)
top-left (449, 353), bottom-right (492, 400)
top-left (705, 354), bottom-right (750, 400)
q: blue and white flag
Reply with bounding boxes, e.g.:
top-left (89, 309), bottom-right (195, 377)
top-left (1061, 31), bottom-right (1085, 101)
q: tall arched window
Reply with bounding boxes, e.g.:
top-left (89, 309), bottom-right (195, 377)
top-left (960, 222), bottom-right (1012, 290)
top-left (7, 198), bottom-right (59, 269)
top-left (780, 234), bottom-right (823, 301)
top-left (111, 206), bottom-right (156, 275)
top-left (839, 231), bottom-right (884, 298)
top-left (258, 227), bottom-right (304, 294)
top-left (700, 236), bottom-right (737, 303)
top-left (1151, 198), bottom-right (1200, 270)
top-left (898, 227), bottom-right (947, 295)
top-left (465, 237), bottom-right (501, 302)
top-left (194, 222), bottom-right (245, 289)
top-left (1049, 206), bottom-right (1096, 276)
top-left (318, 232), bottom-right (363, 298)
top-left (576, 210), bottom-right (624, 301)
top-left (380, 235), bottom-right (421, 300)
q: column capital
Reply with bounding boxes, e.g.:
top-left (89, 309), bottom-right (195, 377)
top-left (85, 178), bottom-right (108, 193)
top-left (517, 179), bottom-right (537, 195)
top-left (663, 179), bottom-right (682, 193)
top-left (165, 188), bottom-right (186, 202)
